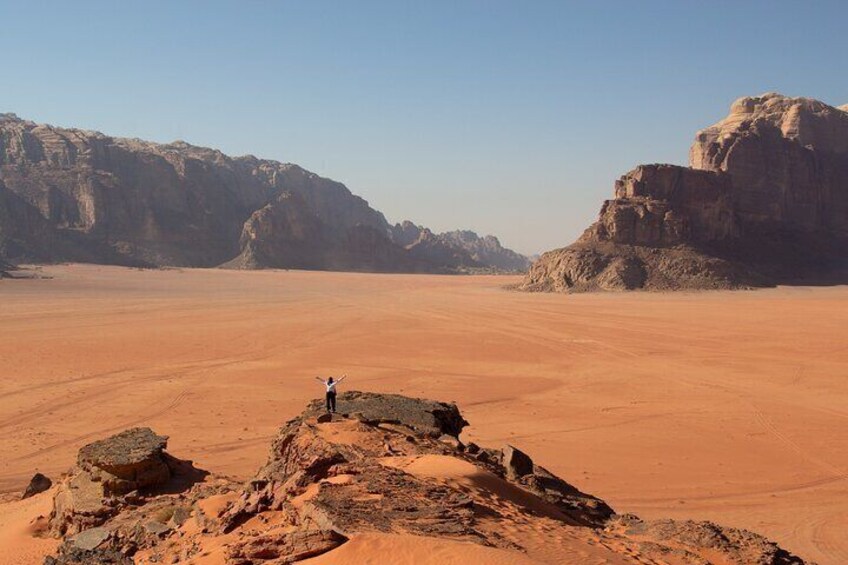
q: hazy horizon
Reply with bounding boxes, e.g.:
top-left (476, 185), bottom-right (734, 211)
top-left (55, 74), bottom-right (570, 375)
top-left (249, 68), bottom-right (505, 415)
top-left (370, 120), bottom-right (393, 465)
top-left (2, 1), bottom-right (847, 255)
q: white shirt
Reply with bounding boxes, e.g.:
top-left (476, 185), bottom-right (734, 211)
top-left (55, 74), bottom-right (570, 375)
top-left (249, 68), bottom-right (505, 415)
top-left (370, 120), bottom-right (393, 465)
top-left (320, 377), bottom-right (344, 393)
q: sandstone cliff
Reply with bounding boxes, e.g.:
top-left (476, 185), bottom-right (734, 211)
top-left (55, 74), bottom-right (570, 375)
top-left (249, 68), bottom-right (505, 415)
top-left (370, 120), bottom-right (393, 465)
top-left (0, 114), bottom-right (526, 273)
top-left (41, 393), bottom-right (807, 564)
top-left (523, 93), bottom-right (848, 292)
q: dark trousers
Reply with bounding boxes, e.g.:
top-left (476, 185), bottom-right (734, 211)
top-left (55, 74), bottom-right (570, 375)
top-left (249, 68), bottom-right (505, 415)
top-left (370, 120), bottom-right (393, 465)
top-left (326, 391), bottom-right (337, 412)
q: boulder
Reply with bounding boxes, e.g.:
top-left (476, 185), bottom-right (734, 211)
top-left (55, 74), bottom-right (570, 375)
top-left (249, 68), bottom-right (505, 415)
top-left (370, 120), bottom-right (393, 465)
top-left (76, 427), bottom-right (171, 496)
top-left (48, 427), bottom-right (197, 536)
top-left (21, 472), bottom-right (52, 499)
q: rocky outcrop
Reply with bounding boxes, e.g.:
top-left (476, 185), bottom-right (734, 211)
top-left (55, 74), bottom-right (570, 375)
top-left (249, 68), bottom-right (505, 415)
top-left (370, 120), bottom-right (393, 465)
top-left (43, 394), bottom-right (808, 564)
top-left (301, 391), bottom-right (469, 438)
top-left (607, 515), bottom-right (806, 565)
top-left (49, 427), bottom-right (206, 537)
top-left (523, 93), bottom-right (848, 292)
top-left (0, 113), bottom-right (525, 273)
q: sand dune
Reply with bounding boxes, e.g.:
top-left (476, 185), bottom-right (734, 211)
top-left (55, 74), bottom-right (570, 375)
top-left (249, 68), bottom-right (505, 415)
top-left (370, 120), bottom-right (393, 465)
top-left (1, 265), bottom-right (847, 563)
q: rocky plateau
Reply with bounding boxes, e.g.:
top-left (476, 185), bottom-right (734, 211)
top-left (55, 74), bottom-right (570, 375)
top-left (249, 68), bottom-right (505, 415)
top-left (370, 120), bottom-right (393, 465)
top-left (31, 392), bottom-right (809, 564)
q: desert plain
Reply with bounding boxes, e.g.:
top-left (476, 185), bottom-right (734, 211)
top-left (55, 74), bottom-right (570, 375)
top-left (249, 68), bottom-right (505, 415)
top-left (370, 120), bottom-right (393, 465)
top-left (0, 264), bottom-right (846, 564)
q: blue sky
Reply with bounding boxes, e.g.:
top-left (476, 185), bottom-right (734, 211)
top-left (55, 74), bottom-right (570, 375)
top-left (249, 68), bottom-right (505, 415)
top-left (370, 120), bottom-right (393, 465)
top-left (2, 1), bottom-right (846, 254)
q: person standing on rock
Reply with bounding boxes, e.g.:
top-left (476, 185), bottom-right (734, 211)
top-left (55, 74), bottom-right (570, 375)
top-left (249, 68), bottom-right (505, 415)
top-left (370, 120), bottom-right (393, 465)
top-left (316, 374), bottom-right (346, 413)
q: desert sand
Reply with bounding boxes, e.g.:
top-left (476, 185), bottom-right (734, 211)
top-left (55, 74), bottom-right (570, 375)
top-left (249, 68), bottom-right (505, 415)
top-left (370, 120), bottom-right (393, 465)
top-left (1, 264), bottom-right (846, 564)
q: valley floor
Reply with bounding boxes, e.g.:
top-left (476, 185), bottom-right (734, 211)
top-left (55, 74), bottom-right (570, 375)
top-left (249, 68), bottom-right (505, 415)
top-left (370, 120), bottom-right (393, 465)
top-left (0, 265), bottom-right (846, 564)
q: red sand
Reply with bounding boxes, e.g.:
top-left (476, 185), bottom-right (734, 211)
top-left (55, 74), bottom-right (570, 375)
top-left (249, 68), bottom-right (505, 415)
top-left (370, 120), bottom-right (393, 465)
top-left (1, 264), bottom-right (846, 563)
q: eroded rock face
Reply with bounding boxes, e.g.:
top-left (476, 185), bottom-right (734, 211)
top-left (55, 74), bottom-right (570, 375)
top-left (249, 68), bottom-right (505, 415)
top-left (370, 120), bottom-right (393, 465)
top-left (524, 93), bottom-right (848, 292)
top-left (692, 93), bottom-right (848, 233)
top-left (0, 114), bottom-right (526, 273)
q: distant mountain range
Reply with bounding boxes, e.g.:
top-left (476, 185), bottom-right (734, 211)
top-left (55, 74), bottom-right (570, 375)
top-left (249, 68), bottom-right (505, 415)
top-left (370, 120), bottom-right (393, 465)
top-left (0, 113), bottom-right (528, 274)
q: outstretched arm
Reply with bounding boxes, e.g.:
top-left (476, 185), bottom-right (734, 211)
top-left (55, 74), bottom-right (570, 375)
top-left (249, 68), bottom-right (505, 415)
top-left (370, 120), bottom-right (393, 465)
top-left (338, 374), bottom-right (347, 382)
top-left (315, 376), bottom-right (325, 384)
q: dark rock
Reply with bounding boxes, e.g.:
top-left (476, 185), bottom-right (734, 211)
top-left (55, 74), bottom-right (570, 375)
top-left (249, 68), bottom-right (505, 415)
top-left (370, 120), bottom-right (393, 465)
top-left (519, 466), bottom-right (614, 527)
top-left (304, 391), bottom-right (468, 438)
top-left (502, 445), bottom-right (534, 480)
top-left (22, 472), bottom-right (52, 499)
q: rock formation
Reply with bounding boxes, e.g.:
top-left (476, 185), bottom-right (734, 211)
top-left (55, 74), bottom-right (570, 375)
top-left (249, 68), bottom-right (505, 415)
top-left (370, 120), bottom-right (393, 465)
top-left (0, 113), bottom-right (527, 273)
top-left (389, 222), bottom-right (530, 273)
top-left (48, 427), bottom-right (207, 538)
top-left (22, 473), bottom-right (52, 499)
top-left (438, 229), bottom-right (530, 272)
top-left (43, 393), bottom-right (807, 564)
top-left (523, 93), bottom-right (848, 292)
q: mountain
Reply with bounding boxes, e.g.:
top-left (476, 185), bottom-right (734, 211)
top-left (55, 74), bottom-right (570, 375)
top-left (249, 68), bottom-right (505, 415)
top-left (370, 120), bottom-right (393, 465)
top-left (0, 113), bottom-right (527, 273)
top-left (43, 393), bottom-right (807, 564)
top-left (389, 221), bottom-right (530, 273)
top-left (438, 229), bottom-right (530, 271)
top-left (522, 93), bottom-right (848, 292)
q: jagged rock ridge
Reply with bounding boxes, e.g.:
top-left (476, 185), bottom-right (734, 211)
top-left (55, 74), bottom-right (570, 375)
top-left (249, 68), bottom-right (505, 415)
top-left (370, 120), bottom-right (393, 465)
top-left (0, 113), bottom-right (527, 273)
top-left (523, 93), bottom-right (848, 292)
top-left (43, 392), bottom-right (807, 564)
top-left (390, 221), bottom-right (531, 272)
